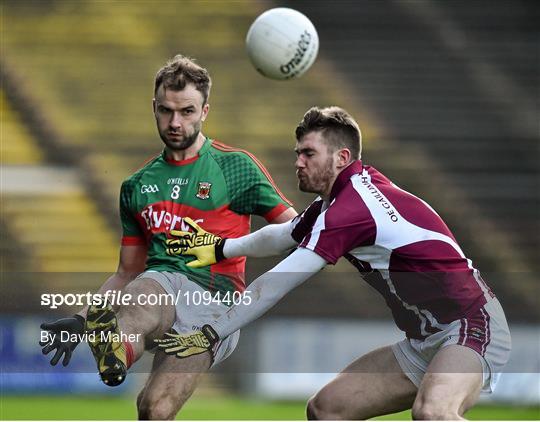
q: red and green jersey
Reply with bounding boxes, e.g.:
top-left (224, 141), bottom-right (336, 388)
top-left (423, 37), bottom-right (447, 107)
top-left (120, 138), bottom-right (292, 293)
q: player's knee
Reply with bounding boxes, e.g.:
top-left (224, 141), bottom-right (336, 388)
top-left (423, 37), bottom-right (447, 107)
top-left (306, 393), bottom-right (343, 420)
top-left (138, 395), bottom-right (178, 420)
top-left (136, 388), bottom-right (146, 410)
top-left (306, 395), bottom-right (323, 420)
top-left (412, 401), bottom-right (459, 420)
top-left (306, 396), bottom-right (318, 420)
top-left (123, 278), bottom-right (160, 305)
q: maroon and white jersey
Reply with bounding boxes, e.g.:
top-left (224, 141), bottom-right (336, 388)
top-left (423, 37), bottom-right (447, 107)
top-left (291, 160), bottom-right (495, 340)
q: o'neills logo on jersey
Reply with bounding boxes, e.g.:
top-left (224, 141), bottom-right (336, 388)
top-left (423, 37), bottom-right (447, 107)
top-left (196, 182), bottom-right (212, 200)
top-left (140, 204), bottom-right (202, 232)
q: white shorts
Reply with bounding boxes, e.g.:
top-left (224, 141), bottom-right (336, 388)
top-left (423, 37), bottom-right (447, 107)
top-left (137, 270), bottom-right (240, 367)
top-left (392, 298), bottom-right (511, 393)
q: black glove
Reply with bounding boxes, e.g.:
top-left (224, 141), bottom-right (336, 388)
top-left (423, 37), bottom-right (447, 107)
top-left (40, 314), bottom-right (85, 366)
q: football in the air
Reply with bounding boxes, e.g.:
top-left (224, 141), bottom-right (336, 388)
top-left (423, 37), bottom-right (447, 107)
top-left (246, 7), bottom-right (319, 80)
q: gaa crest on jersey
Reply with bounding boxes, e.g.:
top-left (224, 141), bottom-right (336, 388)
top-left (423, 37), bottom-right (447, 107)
top-left (196, 182), bottom-right (212, 200)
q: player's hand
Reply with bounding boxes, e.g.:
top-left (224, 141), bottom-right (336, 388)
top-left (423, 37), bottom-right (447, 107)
top-left (165, 217), bottom-right (226, 268)
top-left (154, 325), bottom-right (219, 358)
top-left (39, 315), bottom-right (85, 366)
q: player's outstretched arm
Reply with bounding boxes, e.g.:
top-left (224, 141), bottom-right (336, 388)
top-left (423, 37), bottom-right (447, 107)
top-left (40, 245), bottom-right (147, 366)
top-left (226, 206), bottom-right (297, 256)
top-left (166, 217), bottom-right (297, 267)
top-left (225, 220), bottom-right (298, 258)
top-left (213, 247), bottom-right (326, 337)
top-left (155, 247), bottom-right (326, 358)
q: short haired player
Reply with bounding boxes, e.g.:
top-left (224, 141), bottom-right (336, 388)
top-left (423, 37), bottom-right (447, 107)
top-left (160, 106), bottom-right (511, 420)
top-left (39, 55), bottom-right (296, 420)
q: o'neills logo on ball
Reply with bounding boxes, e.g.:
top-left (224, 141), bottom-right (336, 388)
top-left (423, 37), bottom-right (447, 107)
top-left (280, 30), bottom-right (312, 76)
top-left (196, 182), bottom-right (212, 199)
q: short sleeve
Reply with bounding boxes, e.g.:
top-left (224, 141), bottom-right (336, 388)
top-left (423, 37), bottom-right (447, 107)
top-left (223, 152), bottom-right (292, 220)
top-left (119, 180), bottom-right (146, 246)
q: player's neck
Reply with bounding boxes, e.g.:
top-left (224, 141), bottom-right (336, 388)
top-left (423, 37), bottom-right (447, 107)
top-left (165, 133), bottom-right (206, 161)
top-left (322, 163), bottom-right (353, 201)
top-left (320, 175), bottom-right (339, 202)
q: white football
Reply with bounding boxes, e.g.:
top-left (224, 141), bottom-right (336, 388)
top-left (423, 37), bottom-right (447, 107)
top-left (246, 8), bottom-right (319, 80)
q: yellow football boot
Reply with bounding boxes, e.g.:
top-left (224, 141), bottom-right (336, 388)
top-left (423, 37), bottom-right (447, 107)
top-left (85, 302), bottom-right (127, 386)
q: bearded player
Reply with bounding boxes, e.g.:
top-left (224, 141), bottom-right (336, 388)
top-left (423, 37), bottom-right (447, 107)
top-left (161, 106), bottom-right (511, 420)
top-left (39, 55), bottom-right (296, 419)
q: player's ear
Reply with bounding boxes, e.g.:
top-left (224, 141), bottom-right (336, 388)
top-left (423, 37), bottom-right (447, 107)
top-left (337, 148), bottom-right (351, 167)
top-left (201, 103), bottom-right (210, 122)
top-left (152, 98), bottom-right (157, 114)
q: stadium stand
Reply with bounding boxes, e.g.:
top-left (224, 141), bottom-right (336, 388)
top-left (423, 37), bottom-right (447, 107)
top-left (1, 92), bottom-right (43, 166)
top-left (1, 87), bottom-right (118, 293)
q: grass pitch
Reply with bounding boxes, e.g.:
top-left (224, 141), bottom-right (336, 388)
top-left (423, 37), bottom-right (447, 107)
top-left (1, 395), bottom-right (539, 420)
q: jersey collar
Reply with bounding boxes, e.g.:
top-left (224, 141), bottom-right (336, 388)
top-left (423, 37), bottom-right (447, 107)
top-left (329, 160), bottom-right (363, 201)
top-left (163, 137), bottom-right (212, 166)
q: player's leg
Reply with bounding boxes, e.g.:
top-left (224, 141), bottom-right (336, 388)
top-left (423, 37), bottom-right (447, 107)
top-left (137, 350), bottom-right (212, 420)
top-left (411, 345), bottom-right (483, 420)
top-left (136, 274), bottom-right (241, 419)
top-left (306, 345), bottom-right (417, 420)
top-left (86, 276), bottom-right (175, 385)
top-left (412, 299), bottom-right (511, 420)
top-left (116, 276), bottom-right (176, 359)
